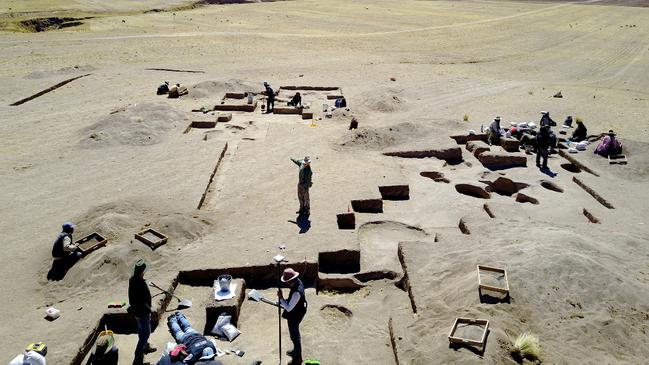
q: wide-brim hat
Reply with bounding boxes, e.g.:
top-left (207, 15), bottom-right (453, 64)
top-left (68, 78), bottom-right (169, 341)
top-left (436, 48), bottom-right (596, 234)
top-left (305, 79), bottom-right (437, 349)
top-left (62, 222), bottom-right (75, 230)
top-left (608, 129), bottom-right (616, 136)
top-left (494, 116), bottom-right (501, 121)
top-left (303, 156), bottom-right (311, 164)
top-left (281, 268), bottom-right (300, 283)
top-left (133, 259), bottom-right (148, 275)
top-left (199, 347), bottom-right (215, 360)
top-left (540, 111), bottom-right (548, 115)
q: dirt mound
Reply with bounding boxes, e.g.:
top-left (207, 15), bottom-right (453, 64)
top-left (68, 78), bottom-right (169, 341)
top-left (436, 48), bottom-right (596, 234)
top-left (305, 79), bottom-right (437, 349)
top-left (80, 102), bottom-right (191, 148)
top-left (355, 87), bottom-right (408, 113)
top-left (38, 200), bottom-right (214, 293)
top-left (335, 122), bottom-right (428, 150)
top-left (24, 65), bottom-right (96, 79)
top-left (189, 79), bottom-right (259, 100)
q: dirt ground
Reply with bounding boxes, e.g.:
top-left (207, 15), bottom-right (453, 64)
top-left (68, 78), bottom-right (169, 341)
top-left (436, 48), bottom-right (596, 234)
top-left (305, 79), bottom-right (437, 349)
top-left (1, 0), bottom-right (649, 364)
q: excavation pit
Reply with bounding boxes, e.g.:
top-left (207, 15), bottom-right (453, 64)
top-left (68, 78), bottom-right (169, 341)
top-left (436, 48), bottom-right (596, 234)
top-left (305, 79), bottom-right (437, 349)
top-left (351, 199), bottom-right (383, 213)
top-left (483, 177), bottom-right (528, 196)
top-left (515, 193), bottom-right (539, 205)
top-left (179, 262), bottom-right (318, 288)
top-left (319, 250), bottom-right (361, 274)
top-left (561, 163), bottom-right (581, 173)
top-left (75, 232), bottom-right (108, 256)
top-left (337, 213), bottom-right (356, 230)
top-left (354, 270), bottom-right (399, 283)
top-left (450, 133), bottom-right (488, 145)
top-left (420, 171), bottom-right (450, 183)
top-left (540, 180), bottom-right (564, 193)
top-left (191, 120), bottom-right (217, 129)
top-left (379, 185), bottom-right (410, 200)
top-left (204, 278), bottom-right (246, 334)
top-left (134, 228), bottom-right (168, 250)
top-left (383, 146), bottom-right (463, 164)
top-left (272, 106), bottom-right (302, 115)
top-left (317, 274), bottom-right (365, 293)
top-left (320, 304), bottom-right (353, 319)
top-left (455, 184), bottom-right (491, 199)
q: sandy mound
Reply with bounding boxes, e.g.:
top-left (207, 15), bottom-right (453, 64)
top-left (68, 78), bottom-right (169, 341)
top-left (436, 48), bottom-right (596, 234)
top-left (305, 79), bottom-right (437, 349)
top-left (355, 86), bottom-right (408, 113)
top-left (79, 102), bottom-right (191, 148)
top-left (24, 65), bottom-right (96, 79)
top-left (189, 79), bottom-right (259, 100)
top-left (334, 122), bottom-right (430, 150)
top-left (37, 200), bottom-right (214, 294)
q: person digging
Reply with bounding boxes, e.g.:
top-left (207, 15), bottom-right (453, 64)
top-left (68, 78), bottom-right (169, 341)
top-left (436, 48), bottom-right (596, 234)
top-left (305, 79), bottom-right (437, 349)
top-left (291, 156), bottom-right (313, 216)
top-left (277, 268), bottom-right (308, 365)
top-left (128, 259), bottom-right (157, 365)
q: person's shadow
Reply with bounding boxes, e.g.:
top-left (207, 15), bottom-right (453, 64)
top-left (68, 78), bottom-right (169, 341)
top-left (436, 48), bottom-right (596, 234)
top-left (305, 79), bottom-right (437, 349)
top-left (46, 255), bottom-right (80, 281)
top-left (288, 213), bottom-right (311, 234)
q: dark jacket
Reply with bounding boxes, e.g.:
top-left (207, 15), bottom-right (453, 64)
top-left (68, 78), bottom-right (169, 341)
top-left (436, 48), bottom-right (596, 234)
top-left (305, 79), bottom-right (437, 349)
top-left (292, 159), bottom-right (313, 188)
top-left (156, 355), bottom-right (223, 365)
top-left (265, 86), bottom-right (275, 101)
top-left (572, 123), bottom-right (587, 142)
top-left (52, 232), bottom-right (72, 258)
top-left (282, 279), bottom-right (307, 322)
top-left (128, 275), bottom-right (151, 317)
top-left (85, 347), bottom-right (118, 365)
top-left (540, 114), bottom-right (557, 128)
top-left (536, 129), bottom-right (552, 149)
top-left (181, 333), bottom-right (217, 365)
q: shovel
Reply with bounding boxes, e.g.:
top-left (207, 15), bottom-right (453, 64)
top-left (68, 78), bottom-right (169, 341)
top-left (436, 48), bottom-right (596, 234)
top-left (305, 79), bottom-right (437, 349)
top-left (247, 289), bottom-right (279, 307)
top-left (149, 282), bottom-right (192, 310)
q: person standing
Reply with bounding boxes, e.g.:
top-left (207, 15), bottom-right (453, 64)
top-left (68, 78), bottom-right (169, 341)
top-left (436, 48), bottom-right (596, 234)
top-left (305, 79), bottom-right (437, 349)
top-left (129, 259), bottom-right (157, 365)
top-left (277, 268), bottom-right (308, 365)
top-left (535, 125), bottom-right (552, 169)
top-left (486, 116), bottom-right (502, 146)
top-left (291, 156), bottom-right (313, 215)
top-left (264, 82), bottom-right (275, 113)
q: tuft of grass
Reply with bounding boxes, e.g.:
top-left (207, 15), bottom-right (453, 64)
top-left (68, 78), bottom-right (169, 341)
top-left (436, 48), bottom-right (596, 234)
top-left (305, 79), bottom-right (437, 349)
top-left (511, 332), bottom-right (541, 363)
top-left (528, 90), bottom-right (534, 95)
top-left (463, 114), bottom-right (469, 122)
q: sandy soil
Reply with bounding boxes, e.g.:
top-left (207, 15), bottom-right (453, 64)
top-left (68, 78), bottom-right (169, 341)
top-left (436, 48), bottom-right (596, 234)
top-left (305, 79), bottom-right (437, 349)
top-left (1, 0), bottom-right (649, 364)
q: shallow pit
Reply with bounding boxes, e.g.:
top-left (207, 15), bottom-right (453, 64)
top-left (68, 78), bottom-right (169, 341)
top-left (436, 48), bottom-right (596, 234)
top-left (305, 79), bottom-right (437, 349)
top-left (540, 180), bottom-right (564, 193)
top-left (420, 171), bottom-right (450, 183)
top-left (455, 184), bottom-right (491, 199)
top-left (561, 163), bottom-right (581, 173)
top-left (320, 304), bottom-right (353, 319)
top-left (515, 193), bottom-right (539, 205)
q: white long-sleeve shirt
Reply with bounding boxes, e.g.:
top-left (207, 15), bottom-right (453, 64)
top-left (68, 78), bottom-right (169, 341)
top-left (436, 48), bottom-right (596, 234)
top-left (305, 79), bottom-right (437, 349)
top-left (279, 291), bottom-right (301, 312)
top-left (62, 236), bottom-right (78, 253)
